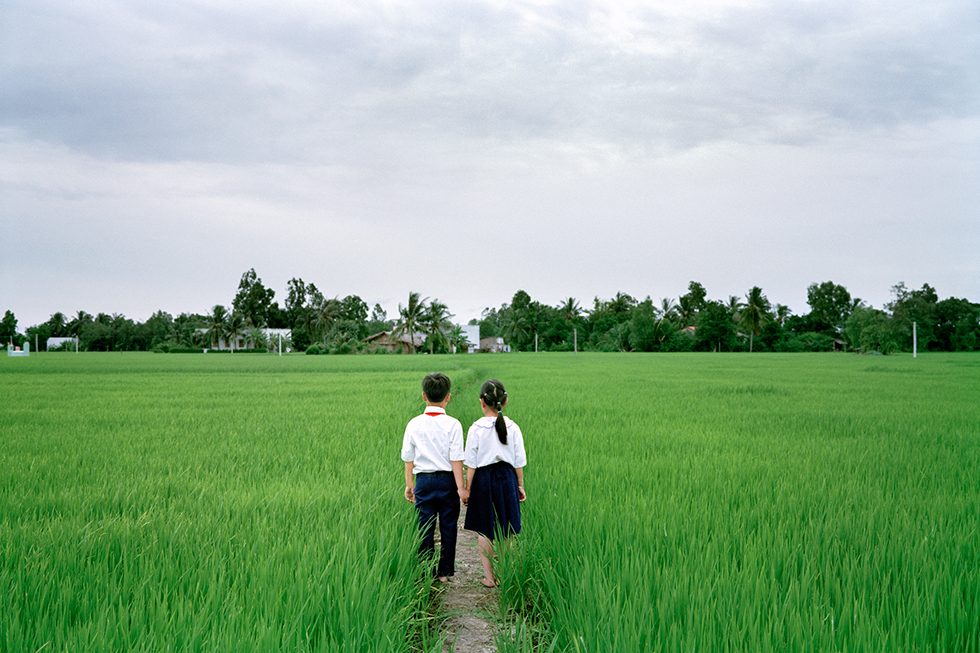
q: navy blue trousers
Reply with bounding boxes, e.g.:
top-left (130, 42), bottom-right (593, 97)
top-left (414, 471), bottom-right (459, 578)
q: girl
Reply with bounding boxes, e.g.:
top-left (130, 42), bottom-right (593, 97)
top-left (463, 379), bottom-right (527, 588)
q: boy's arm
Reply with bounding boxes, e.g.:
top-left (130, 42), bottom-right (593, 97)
top-left (404, 462), bottom-right (415, 502)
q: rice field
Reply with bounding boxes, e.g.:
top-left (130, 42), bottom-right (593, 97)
top-left (493, 353), bottom-right (980, 652)
top-left (1, 352), bottom-right (977, 652)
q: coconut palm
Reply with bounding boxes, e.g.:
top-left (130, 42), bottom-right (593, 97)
top-left (314, 297), bottom-right (341, 341)
top-left (609, 292), bottom-right (637, 316)
top-left (726, 295), bottom-right (745, 322)
top-left (205, 305), bottom-right (228, 349)
top-left (657, 297), bottom-right (679, 323)
top-left (247, 326), bottom-right (268, 351)
top-left (651, 297), bottom-right (680, 347)
top-left (447, 324), bottom-right (469, 354)
top-left (423, 300), bottom-right (453, 354)
top-left (741, 286), bottom-right (771, 353)
top-left (68, 310), bottom-right (93, 336)
top-left (559, 297), bottom-right (582, 322)
top-left (48, 312), bottom-right (67, 335)
top-left (503, 309), bottom-right (533, 351)
top-left (773, 303), bottom-right (791, 327)
top-left (225, 311), bottom-right (245, 352)
top-left (394, 292), bottom-right (427, 353)
top-left (299, 284), bottom-right (325, 337)
top-left (678, 302), bottom-right (697, 328)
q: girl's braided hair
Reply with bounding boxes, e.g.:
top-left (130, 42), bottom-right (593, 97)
top-left (480, 379), bottom-right (508, 444)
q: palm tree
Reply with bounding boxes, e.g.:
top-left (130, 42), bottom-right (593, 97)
top-left (726, 295), bottom-right (745, 322)
top-left (247, 326), bottom-right (268, 351)
top-left (394, 292), bottom-right (427, 353)
top-left (205, 305), bottom-right (228, 349)
top-left (678, 300), bottom-right (697, 328)
top-left (773, 303), bottom-right (791, 327)
top-left (657, 297), bottom-right (678, 322)
top-left (48, 312), bottom-right (67, 334)
top-left (226, 311), bottom-right (245, 352)
top-left (725, 295), bottom-right (746, 349)
top-left (741, 287), bottom-right (771, 353)
top-left (503, 309), bottom-right (532, 351)
top-left (559, 297), bottom-right (581, 322)
top-left (653, 297), bottom-right (680, 347)
top-left (423, 300), bottom-right (453, 354)
top-left (68, 310), bottom-right (93, 336)
top-left (447, 324), bottom-right (469, 354)
top-left (609, 292), bottom-right (636, 316)
top-left (299, 284), bottom-right (325, 337)
top-left (314, 297), bottom-right (341, 342)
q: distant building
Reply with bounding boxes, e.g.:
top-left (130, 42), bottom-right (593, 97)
top-left (46, 337), bottom-right (78, 351)
top-left (197, 328), bottom-right (291, 351)
top-left (7, 343), bottom-right (30, 357)
top-left (460, 325), bottom-right (481, 353)
top-left (262, 329), bottom-right (292, 350)
top-left (479, 336), bottom-right (511, 353)
top-left (364, 331), bottom-right (425, 353)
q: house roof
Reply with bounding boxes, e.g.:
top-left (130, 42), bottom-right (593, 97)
top-left (365, 330), bottom-right (424, 346)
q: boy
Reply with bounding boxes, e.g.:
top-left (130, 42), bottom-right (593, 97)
top-left (401, 372), bottom-right (468, 581)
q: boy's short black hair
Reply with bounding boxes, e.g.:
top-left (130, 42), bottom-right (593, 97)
top-left (422, 373), bottom-right (451, 403)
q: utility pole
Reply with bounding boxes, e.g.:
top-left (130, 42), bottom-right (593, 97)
top-left (535, 332), bottom-right (538, 353)
top-left (573, 327), bottom-right (577, 353)
top-left (912, 321), bottom-right (917, 358)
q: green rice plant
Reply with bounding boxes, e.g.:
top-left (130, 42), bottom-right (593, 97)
top-left (2, 352), bottom-right (977, 652)
top-left (487, 353), bottom-right (980, 652)
top-left (0, 353), bottom-right (473, 652)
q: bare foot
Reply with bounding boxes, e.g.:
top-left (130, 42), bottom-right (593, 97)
top-left (480, 578), bottom-right (497, 588)
top-left (437, 576), bottom-right (450, 583)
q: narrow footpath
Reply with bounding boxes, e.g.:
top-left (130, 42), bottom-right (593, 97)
top-left (439, 506), bottom-right (497, 653)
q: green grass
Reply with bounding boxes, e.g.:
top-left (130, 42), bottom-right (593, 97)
top-left (2, 352), bottom-right (977, 652)
top-left (0, 354), bottom-right (467, 652)
top-left (490, 353), bottom-right (980, 652)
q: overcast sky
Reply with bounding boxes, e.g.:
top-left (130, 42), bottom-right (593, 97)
top-left (3, 0), bottom-right (978, 329)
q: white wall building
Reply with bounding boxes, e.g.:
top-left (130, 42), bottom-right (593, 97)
top-left (46, 337), bottom-right (78, 351)
top-left (198, 328), bottom-right (291, 351)
top-left (461, 325), bottom-right (481, 353)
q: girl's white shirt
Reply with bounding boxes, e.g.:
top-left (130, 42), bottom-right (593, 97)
top-left (464, 415), bottom-right (527, 469)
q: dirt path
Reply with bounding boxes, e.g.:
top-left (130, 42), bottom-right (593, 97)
top-left (439, 506), bottom-right (497, 653)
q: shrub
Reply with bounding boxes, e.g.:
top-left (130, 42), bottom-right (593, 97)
top-left (330, 342), bottom-right (352, 355)
top-left (153, 346), bottom-right (203, 354)
top-left (776, 332), bottom-right (836, 352)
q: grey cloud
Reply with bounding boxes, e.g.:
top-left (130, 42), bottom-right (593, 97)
top-left (2, 0), bottom-right (978, 329)
top-left (3, 1), bottom-right (978, 165)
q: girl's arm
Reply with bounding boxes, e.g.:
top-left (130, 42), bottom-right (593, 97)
top-left (516, 467), bottom-right (526, 501)
top-left (452, 460), bottom-right (468, 503)
top-left (465, 466), bottom-right (476, 491)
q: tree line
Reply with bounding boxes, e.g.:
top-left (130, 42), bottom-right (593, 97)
top-left (475, 282), bottom-right (978, 354)
top-left (2, 270), bottom-right (977, 354)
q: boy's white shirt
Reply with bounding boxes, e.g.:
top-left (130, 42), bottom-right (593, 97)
top-left (401, 406), bottom-right (464, 474)
top-left (464, 416), bottom-right (527, 469)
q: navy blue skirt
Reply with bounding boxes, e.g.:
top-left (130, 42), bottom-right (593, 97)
top-left (464, 461), bottom-right (521, 540)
